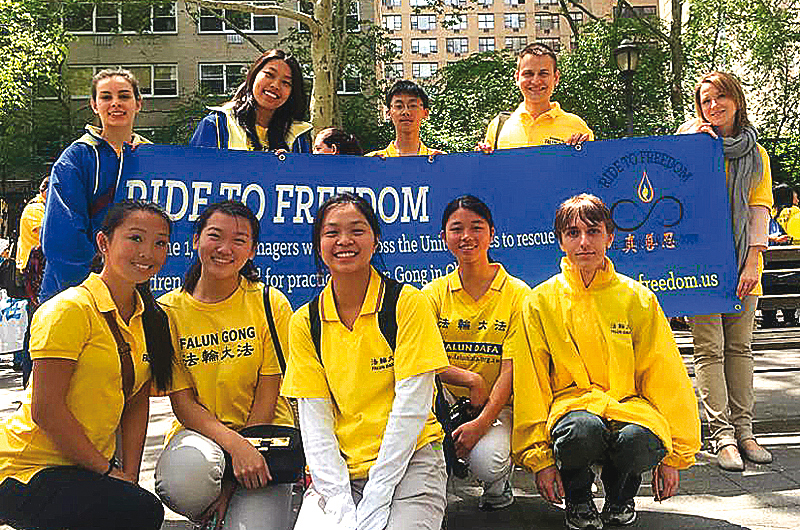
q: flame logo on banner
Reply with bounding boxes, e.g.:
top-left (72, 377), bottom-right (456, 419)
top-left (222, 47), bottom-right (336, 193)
top-left (638, 171), bottom-right (654, 203)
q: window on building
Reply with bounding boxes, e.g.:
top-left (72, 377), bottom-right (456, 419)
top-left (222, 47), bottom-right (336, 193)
top-left (383, 0), bottom-right (402, 7)
top-left (504, 0), bottom-right (525, 5)
top-left (199, 63), bottom-right (248, 95)
top-left (504, 36), bottom-right (527, 51)
top-left (478, 13), bottom-right (494, 29)
top-left (537, 37), bottom-right (561, 52)
top-left (410, 0), bottom-right (430, 6)
top-left (412, 62), bottom-right (438, 78)
top-left (614, 5), bottom-right (657, 18)
top-left (383, 14), bottom-right (402, 31)
top-left (347, 1), bottom-right (361, 31)
top-left (504, 13), bottom-right (526, 29)
top-left (446, 37), bottom-right (469, 54)
top-left (386, 62), bottom-right (404, 79)
top-left (411, 14), bottom-right (437, 30)
top-left (476, 0), bottom-right (494, 6)
top-left (389, 38), bottom-right (403, 55)
top-left (535, 0), bottom-right (558, 6)
top-left (444, 14), bottom-right (468, 30)
top-left (64, 2), bottom-right (177, 33)
top-left (478, 37), bottom-right (495, 51)
top-left (198, 3), bottom-right (277, 33)
top-left (444, 0), bottom-right (467, 6)
top-left (411, 38), bottom-right (438, 54)
top-left (535, 13), bottom-right (559, 30)
top-left (338, 65), bottom-right (361, 94)
top-left (297, 0), bottom-right (313, 31)
top-left (67, 65), bottom-right (178, 97)
top-left (568, 11), bottom-right (584, 25)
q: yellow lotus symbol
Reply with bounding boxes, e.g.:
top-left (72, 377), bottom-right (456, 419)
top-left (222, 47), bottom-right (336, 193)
top-left (638, 170), bottom-right (654, 203)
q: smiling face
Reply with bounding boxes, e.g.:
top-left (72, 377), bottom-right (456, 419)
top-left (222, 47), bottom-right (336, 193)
top-left (559, 217), bottom-right (614, 278)
top-left (252, 59), bottom-right (293, 113)
top-left (98, 210), bottom-right (169, 288)
top-left (387, 93), bottom-right (429, 136)
top-left (443, 207), bottom-right (494, 266)
top-left (193, 212), bottom-right (256, 282)
top-left (318, 203), bottom-right (376, 276)
top-left (515, 53), bottom-right (559, 109)
top-left (90, 75), bottom-right (142, 131)
top-left (699, 82), bottom-right (738, 137)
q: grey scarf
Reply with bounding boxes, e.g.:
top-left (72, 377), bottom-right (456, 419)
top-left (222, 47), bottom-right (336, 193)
top-left (723, 124), bottom-right (763, 273)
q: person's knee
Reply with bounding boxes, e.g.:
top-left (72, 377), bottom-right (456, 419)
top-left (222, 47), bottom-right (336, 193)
top-left (468, 426), bottom-right (511, 483)
top-left (609, 424), bottom-right (666, 474)
top-left (155, 430), bottom-right (225, 520)
top-left (552, 411), bottom-right (608, 469)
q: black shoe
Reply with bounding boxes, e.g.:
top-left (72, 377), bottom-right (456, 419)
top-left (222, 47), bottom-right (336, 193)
top-left (565, 500), bottom-right (603, 529)
top-left (601, 500), bottom-right (636, 526)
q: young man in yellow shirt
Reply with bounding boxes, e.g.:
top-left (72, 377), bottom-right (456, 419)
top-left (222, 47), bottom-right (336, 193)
top-left (482, 43), bottom-right (593, 150)
top-left (366, 80), bottom-right (442, 157)
top-left (515, 194), bottom-right (700, 530)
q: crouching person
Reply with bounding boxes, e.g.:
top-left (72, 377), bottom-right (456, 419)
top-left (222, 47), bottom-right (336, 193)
top-left (514, 194), bottom-right (700, 529)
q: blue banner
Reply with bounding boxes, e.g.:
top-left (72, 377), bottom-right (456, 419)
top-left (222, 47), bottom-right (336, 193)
top-left (117, 134), bottom-right (738, 316)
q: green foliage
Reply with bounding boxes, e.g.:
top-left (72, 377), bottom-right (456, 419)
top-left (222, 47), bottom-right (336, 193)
top-left (557, 19), bottom-right (675, 139)
top-left (762, 137), bottom-right (800, 187)
top-left (425, 51), bottom-right (518, 152)
top-left (151, 90), bottom-right (228, 145)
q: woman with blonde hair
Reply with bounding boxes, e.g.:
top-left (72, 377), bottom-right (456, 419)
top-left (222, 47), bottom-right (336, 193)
top-left (678, 71), bottom-right (774, 471)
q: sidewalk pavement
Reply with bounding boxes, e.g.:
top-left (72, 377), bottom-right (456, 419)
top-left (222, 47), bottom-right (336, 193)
top-left (1, 347), bottom-right (799, 530)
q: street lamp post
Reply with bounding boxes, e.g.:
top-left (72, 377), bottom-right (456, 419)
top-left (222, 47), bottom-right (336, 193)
top-left (613, 39), bottom-right (640, 136)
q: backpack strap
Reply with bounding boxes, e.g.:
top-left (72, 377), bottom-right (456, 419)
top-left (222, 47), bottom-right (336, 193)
top-left (308, 294), bottom-right (323, 364)
top-left (100, 311), bottom-right (135, 400)
top-left (262, 285), bottom-right (286, 374)
top-left (494, 111), bottom-right (512, 151)
top-left (377, 275), bottom-right (403, 351)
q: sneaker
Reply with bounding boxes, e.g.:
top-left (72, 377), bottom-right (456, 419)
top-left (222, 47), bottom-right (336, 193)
top-left (478, 480), bottom-right (514, 511)
top-left (565, 500), bottom-right (603, 530)
top-left (601, 500), bottom-right (636, 526)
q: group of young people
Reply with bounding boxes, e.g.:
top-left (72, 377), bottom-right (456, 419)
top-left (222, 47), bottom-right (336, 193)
top-left (0, 40), bottom-right (775, 530)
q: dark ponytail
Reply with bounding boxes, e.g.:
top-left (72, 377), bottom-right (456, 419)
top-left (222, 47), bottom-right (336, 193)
top-left (97, 200), bottom-right (175, 393)
top-left (183, 200), bottom-right (261, 294)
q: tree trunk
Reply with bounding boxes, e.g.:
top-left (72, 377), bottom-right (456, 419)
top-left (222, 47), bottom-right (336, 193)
top-left (669, 0), bottom-right (685, 122)
top-left (310, 0), bottom-right (335, 134)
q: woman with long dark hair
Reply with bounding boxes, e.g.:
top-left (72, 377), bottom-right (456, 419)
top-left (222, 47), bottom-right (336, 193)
top-left (191, 49), bottom-right (311, 153)
top-left (678, 71), bottom-right (774, 471)
top-left (283, 192), bottom-right (449, 530)
top-left (155, 200), bottom-right (295, 530)
top-left (0, 200), bottom-right (174, 530)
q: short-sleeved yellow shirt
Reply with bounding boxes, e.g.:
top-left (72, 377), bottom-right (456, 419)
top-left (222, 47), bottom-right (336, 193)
top-left (0, 273), bottom-right (151, 484)
top-left (282, 268), bottom-right (448, 479)
top-left (365, 140), bottom-right (436, 157)
top-left (15, 195), bottom-right (45, 272)
top-left (422, 264), bottom-right (529, 400)
top-left (159, 280), bottom-right (295, 437)
top-left (484, 102), bottom-right (594, 149)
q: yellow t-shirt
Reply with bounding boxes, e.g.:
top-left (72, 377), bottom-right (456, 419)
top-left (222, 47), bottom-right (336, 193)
top-left (422, 264), bottom-right (529, 399)
top-left (159, 280), bottom-right (295, 438)
top-left (0, 273), bottom-right (151, 484)
top-left (514, 258), bottom-right (700, 473)
top-left (728, 144), bottom-right (772, 296)
top-left (776, 205), bottom-right (800, 242)
top-left (365, 140), bottom-right (437, 157)
top-left (282, 268), bottom-right (448, 479)
top-left (16, 195), bottom-right (45, 272)
top-left (484, 102), bottom-right (594, 149)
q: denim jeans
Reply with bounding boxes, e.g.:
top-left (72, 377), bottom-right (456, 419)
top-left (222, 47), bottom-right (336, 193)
top-left (552, 411), bottom-right (666, 504)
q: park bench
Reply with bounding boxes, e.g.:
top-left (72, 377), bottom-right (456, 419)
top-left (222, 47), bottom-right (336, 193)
top-left (759, 245), bottom-right (800, 312)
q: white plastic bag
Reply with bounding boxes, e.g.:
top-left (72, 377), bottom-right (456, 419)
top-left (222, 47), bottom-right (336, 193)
top-left (0, 290), bottom-right (27, 354)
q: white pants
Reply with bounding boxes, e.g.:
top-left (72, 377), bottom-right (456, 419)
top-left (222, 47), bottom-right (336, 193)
top-left (155, 429), bottom-right (293, 530)
top-left (464, 406), bottom-right (512, 496)
top-left (350, 443), bottom-right (447, 530)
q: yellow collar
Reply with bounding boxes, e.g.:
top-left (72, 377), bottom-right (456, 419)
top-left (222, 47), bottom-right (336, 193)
top-left (516, 101), bottom-right (565, 123)
top-left (560, 256), bottom-right (616, 291)
top-left (385, 140), bottom-right (432, 156)
top-left (320, 267), bottom-right (384, 322)
top-left (82, 273), bottom-right (144, 318)
top-left (447, 263), bottom-right (507, 294)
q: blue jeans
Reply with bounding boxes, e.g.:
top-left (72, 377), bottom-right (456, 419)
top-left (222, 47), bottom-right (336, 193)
top-left (552, 411), bottom-right (666, 504)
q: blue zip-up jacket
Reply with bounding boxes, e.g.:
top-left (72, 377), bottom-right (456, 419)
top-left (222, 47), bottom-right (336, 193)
top-left (39, 125), bottom-right (151, 303)
top-left (190, 102), bottom-right (312, 153)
